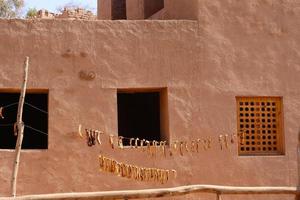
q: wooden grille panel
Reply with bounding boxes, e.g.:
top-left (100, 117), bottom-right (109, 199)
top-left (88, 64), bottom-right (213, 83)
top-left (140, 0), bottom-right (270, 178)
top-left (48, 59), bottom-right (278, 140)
top-left (236, 97), bottom-right (284, 155)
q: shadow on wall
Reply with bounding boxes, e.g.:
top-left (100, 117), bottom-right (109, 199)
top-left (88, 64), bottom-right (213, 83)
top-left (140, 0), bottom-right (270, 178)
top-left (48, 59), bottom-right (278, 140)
top-left (144, 0), bottom-right (164, 18)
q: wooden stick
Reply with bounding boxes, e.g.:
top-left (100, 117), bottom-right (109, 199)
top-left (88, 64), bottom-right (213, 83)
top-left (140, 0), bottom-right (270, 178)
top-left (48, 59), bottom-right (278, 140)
top-left (216, 192), bottom-right (221, 200)
top-left (1, 185), bottom-right (299, 200)
top-left (297, 130), bottom-right (300, 200)
top-left (11, 57), bottom-right (29, 197)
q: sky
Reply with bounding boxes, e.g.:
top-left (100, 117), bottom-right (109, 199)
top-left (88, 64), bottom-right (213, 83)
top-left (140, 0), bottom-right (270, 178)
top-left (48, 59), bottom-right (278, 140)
top-left (23, 0), bottom-right (97, 13)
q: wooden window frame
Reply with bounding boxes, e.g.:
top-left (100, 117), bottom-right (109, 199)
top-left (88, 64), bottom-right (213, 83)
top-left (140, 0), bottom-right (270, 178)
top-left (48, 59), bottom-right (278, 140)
top-left (236, 96), bottom-right (285, 156)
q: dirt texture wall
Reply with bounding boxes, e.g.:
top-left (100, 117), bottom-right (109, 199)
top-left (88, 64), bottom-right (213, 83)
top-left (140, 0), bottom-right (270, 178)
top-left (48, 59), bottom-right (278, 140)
top-left (164, 0), bottom-right (199, 20)
top-left (195, 1), bottom-right (300, 199)
top-left (0, 1), bottom-right (300, 200)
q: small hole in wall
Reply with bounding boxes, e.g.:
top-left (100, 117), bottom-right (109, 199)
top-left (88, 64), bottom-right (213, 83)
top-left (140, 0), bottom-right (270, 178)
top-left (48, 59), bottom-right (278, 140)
top-left (80, 52), bottom-right (88, 58)
top-left (61, 49), bottom-right (73, 58)
top-left (79, 70), bottom-right (96, 81)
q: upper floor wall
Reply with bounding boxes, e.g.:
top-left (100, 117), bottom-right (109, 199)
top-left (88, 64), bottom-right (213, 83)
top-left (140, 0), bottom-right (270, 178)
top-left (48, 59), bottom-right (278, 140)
top-left (97, 0), bottom-right (199, 20)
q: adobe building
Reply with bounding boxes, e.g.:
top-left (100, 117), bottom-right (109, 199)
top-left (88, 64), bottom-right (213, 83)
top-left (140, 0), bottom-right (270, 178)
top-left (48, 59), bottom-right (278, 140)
top-left (0, 0), bottom-right (299, 200)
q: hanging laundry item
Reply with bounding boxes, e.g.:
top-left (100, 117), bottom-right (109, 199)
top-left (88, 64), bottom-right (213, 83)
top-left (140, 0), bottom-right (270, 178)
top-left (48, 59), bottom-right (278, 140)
top-left (79, 124), bottom-right (238, 156)
top-left (84, 128), bottom-right (103, 147)
top-left (99, 155), bottom-right (177, 184)
top-left (109, 135), bottom-right (114, 149)
top-left (0, 107), bottom-right (4, 119)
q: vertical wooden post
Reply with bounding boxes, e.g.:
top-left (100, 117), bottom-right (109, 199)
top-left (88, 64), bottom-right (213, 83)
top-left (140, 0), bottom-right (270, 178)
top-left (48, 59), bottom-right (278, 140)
top-left (11, 57), bottom-right (29, 197)
top-left (216, 192), bottom-right (221, 200)
top-left (297, 130), bottom-right (300, 200)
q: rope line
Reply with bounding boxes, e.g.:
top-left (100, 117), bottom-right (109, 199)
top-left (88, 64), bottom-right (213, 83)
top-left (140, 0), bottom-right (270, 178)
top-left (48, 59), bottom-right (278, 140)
top-left (2, 102), bottom-right (18, 109)
top-left (1, 101), bottom-right (48, 114)
top-left (25, 125), bottom-right (48, 136)
top-left (24, 102), bottom-right (48, 114)
top-left (0, 124), bottom-right (48, 137)
top-left (0, 101), bottom-right (48, 138)
top-left (0, 123), bottom-right (14, 127)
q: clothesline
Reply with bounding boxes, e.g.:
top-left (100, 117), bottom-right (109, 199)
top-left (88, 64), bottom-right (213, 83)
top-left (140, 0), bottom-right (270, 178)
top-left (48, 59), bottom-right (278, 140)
top-left (0, 101), bottom-right (48, 137)
top-left (80, 125), bottom-right (240, 146)
top-left (79, 125), bottom-right (244, 157)
top-left (1, 101), bottom-right (48, 114)
top-left (0, 123), bottom-right (15, 127)
top-left (24, 102), bottom-right (48, 114)
top-left (25, 125), bottom-right (48, 136)
top-left (2, 102), bottom-right (18, 109)
top-left (0, 123), bottom-right (48, 136)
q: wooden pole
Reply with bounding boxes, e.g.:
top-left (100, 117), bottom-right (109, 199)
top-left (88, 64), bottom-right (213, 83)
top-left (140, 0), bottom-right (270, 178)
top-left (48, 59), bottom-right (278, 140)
top-left (0, 185), bottom-right (299, 200)
top-left (11, 57), bottom-right (29, 197)
top-left (297, 129), bottom-right (300, 200)
top-left (216, 192), bottom-right (221, 200)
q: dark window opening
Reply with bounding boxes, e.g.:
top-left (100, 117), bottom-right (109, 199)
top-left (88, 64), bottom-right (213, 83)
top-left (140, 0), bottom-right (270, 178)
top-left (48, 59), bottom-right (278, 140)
top-left (144, 0), bottom-right (164, 19)
top-left (117, 91), bottom-right (161, 146)
top-left (0, 92), bottom-right (48, 149)
top-left (112, 0), bottom-right (127, 20)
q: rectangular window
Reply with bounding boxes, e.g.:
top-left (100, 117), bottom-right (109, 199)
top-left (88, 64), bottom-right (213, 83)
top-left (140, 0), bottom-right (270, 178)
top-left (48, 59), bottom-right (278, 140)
top-left (0, 90), bottom-right (48, 150)
top-left (117, 88), bottom-right (168, 146)
top-left (111, 0), bottom-right (127, 20)
top-left (236, 96), bottom-right (284, 155)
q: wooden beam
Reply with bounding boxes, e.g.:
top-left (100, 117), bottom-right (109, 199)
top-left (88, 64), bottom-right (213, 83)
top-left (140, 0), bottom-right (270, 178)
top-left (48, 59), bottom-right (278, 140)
top-left (11, 57), bottom-right (29, 197)
top-left (1, 185), bottom-right (299, 200)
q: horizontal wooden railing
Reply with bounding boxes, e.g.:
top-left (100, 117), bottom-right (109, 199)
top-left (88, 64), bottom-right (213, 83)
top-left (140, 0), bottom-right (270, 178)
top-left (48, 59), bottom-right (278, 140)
top-left (0, 185), bottom-right (299, 200)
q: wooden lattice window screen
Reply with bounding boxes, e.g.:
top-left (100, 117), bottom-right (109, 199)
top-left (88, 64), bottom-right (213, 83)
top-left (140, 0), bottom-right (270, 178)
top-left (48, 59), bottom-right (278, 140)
top-left (236, 97), bottom-right (284, 155)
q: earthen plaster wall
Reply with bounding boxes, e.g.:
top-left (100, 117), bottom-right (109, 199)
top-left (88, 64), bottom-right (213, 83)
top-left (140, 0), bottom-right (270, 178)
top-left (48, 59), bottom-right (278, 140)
top-left (0, 1), bottom-right (300, 200)
top-left (164, 0), bottom-right (199, 20)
